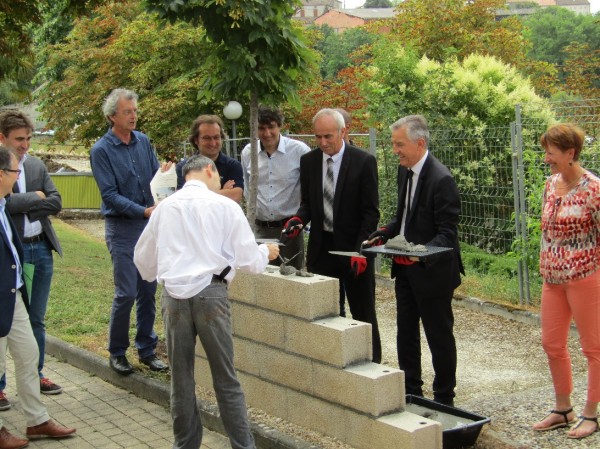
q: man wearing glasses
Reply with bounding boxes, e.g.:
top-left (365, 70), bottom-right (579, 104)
top-left (90, 89), bottom-right (168, 376)
top-left (0, 110), bottom-right (64, 407)
top-left (175, 115), bottom-right (244, 203)
top-left (0, 146), bottom-right (76, 446)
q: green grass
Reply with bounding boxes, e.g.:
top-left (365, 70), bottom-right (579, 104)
top-left (32, 137), bottom-right (89, 156)
top-left (47, 220), bottom-right (165, 361)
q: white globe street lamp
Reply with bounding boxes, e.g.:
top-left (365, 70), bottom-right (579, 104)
top-left (223, 101), bottom-right (243, 140)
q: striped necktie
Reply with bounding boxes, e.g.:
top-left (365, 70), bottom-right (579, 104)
top-left (323, 157), bottom-right (334, 232)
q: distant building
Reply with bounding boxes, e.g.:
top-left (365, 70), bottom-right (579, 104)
top-left (555, 0), bottom-right (591, 14)
top-left (313, 8), bottom-right (396, 33)
top-left (294, 0), bottom-right (343, 24)
top-left (503, 0), bottom-right (591, 14)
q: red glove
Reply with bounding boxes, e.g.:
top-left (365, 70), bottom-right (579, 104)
top-left (350, 256), bottom-right (367, 277)
top-left (393, 256), bottom-right (416, 266)
top-left (281, 217), bottom-right (303, 239)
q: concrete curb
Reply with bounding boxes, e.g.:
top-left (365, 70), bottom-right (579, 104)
top-left (45, 335), bottom-right (319, 449)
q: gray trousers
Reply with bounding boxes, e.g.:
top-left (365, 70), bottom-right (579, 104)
top-left (161, 283), bottom-right (255, 449)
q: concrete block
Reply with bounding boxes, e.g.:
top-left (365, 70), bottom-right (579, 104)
top-left (313, 362), bottom-right (404, 416)
top-left (232, 339), bottom-right (263, 377)
top-left (285, 316), bottom-right (371, 367)
top-left (229, 270), bottom-right (259, 304)
top-left (254, 344), bottom-right (314, 393)
top-left (254, 270), bottom-right (339, 320)
top-left (286, 389), bottom-right (349, 440)
top-left (194, 355), bottom-right (214, 390)
top-left (231, 302), bottom-right (286, 348)
top-left (237, 371), bottom-right (289, 420)
top-left (336, 408), bottom-right (442, 449)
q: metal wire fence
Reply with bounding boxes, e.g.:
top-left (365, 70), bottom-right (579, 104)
top-left (219, 99), bottom-right (599, 305)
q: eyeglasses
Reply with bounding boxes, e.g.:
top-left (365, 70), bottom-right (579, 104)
top-left (3, 168), bottom-right (21, 175)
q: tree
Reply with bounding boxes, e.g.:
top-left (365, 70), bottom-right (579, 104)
top-left (144, 0), bottom-right (315, 223)
top-left (364, 0), bottom-right (393, 7)
top-left (312, 25), bottom-right (376, 79)
top-left (36, 0), bottom-right (214, 155)
top-left (0, 0), bottom-right (39, 80)
top-left (522, 7), bottom-right (600, 80)
top-left (385, 0), bottom-right (527, 67)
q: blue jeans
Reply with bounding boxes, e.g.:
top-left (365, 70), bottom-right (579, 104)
top-left (162, 283), bottom-right (255, 449)
top-left (0, 239), bottom-right (53, 391)
top-left (105, 218), bottom-right (158, 359)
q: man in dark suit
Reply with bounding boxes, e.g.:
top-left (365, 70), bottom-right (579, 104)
top-left (283, 108), bottom-right (382, 363)
top-left (0, 110), bottom-right (64, 402)
top-left (366, 115), bottom-right (463, 406)
top-left (0, 146), bottom-right (76, 447)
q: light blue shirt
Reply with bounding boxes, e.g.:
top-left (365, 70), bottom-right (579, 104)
top-left (0, 198), bottom-right (23, 289)
top-left (241, 135), bottom-right (310, 221)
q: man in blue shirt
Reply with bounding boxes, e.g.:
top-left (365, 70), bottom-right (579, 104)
top-left (175, 115), bottom-right (243, 203)
top-left (90, 88), bottom-right (168, 376)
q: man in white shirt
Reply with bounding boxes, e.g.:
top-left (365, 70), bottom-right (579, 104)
top-left (134, 155), bottom-right (279, 449)
top-left (241, 106), bottom-right (310, 269)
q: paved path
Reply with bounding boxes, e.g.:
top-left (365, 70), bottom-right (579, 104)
top-left (1, 354), bottom-right (230, 449)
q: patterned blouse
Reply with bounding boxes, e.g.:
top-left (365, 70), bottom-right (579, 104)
top-left (540, 170), bottom-right (600, 284)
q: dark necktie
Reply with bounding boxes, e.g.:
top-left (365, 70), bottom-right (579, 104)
top-left (406, 169), bottom-right (413, 216)
top-left (323, 158), bottom-right (334, 232)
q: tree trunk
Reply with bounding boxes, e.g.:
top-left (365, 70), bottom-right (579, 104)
top-left (246, 91), bottom-right (259, 224)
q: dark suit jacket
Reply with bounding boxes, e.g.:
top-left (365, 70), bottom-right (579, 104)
top-left (6, 156), bottom-right (62, 256)
top-left (385, 153), bottom-right (463, 298)
top-left (0, 210), bottom-right (29, 338)
top-left (296, 145), bottom-right (379, 269)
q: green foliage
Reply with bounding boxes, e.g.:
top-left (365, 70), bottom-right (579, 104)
top-left (311, 25), bottom-right (376, 79)
top-left (36, 0), bottom-right (214, 155)
top-left (144, 0), bottom-right (315, 108)
top-left (523, 7), bottom-right (600, 70)
top-left (363, 45), bottom-right (555, 250)
top-left (365, 0), bottom-right (393, 8)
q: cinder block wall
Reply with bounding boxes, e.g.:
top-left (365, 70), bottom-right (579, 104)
top-left (194, 268), bottom-right (442, 449)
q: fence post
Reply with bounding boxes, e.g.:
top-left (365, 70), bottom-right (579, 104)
top-left (513, 105), bottom-right (531, 305)
top-left (368, 128), bottom-right (377, 157)
top-left (511, 122), bottom-right (525, 305)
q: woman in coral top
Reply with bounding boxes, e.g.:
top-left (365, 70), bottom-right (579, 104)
top-left (532, 123), bottom-right (600, 440)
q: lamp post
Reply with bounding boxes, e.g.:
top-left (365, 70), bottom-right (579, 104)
top-left (223, 101), bottom-right (243, 156)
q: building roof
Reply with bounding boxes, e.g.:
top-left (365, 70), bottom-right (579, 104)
top-left (338, 8), bottom-right (397, 20)
top-left (555, 0), bottom-right (590, 6)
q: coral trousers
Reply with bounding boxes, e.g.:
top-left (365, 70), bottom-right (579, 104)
top-left (541, 268), bottom-right (600, 402)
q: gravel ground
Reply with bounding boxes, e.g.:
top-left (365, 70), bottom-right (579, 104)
top-left (62, 217), bottom-right (597, 449)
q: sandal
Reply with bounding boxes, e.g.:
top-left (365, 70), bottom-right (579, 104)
top-left (533, 408), bottom-right (576, 431)
top-left (567, 415), bottom-right (599, 439)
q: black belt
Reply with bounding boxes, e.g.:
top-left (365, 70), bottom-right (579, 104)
top-left (255, 217), bottom-right (290, 228)
top-left (211, 266), bottom-right (231, 284)
top-left (22, 234), bottom-right (45, 244)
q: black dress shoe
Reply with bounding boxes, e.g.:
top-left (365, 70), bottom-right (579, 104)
top-left (139, 355), bottom-right (168, 372)
top-left (109, 355), bottom-right (134, 375)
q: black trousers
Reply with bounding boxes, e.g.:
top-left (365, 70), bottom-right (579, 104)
top-left (394, 269), bottom-right (457, 404)
top-left (309, 232), bottom-right (382, 363)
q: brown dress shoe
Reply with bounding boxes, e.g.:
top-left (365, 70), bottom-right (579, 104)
top-left (0, 427), bottom-right (28, 449)
top-left (26, 420), bottom-right (76, 439)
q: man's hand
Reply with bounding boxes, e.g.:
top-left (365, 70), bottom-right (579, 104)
top-left (281, 217), bottom-right (303, 240)
top-left (266, 243), bottom-right (280, 261)
top-left (144, 205), bottom-right (156, 218)
top-left (350, 256), bottom-right (367, 277)
top-left (393, 256), bottom-right (417, 266)
top-left (160, 161), bottom-right (174, 172)
top-left (363, 228), bottom-right (390, 248)
top-left (222, 179), bottom-right (236, 190)
top-left (35, 191), bottom-right (46, 199)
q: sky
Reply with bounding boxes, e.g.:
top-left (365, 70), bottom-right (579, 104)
top-left (342, 0), bottom-right (599, 14)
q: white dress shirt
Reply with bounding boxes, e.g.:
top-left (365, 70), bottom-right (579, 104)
top-left (134, 180), bottom-right (269, 299)
top-left (241, 135), bottom-right (310, 221)
top-left (400, 150), bottom-right (429, 237)
top-left (16, 154), bottom-right (43, 238)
